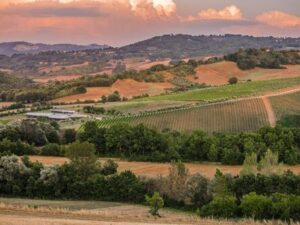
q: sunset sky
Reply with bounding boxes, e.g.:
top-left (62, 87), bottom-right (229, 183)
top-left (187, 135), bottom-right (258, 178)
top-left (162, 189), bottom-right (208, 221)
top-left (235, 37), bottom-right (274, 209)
top-left (0, 0), bottom-right (299, 46)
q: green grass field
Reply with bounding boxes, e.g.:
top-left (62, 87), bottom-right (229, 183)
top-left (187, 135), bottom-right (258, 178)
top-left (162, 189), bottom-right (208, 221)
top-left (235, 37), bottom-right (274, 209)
top-left (96, 98), bottom-right (269, 133)
top-left (270, 91), bottom-right (300, 127)
top-left (142, 77), bottom-right (300, 102)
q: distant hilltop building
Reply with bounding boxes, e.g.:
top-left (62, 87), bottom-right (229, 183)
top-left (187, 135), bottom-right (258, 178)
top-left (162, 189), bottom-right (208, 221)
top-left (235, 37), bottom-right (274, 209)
top-left (26, 109), bottom-right (85, 121)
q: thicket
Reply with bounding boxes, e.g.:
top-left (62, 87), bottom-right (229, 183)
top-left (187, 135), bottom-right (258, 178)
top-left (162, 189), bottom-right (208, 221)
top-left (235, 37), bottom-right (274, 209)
top-left (225, 49), bottom-right (300, 70)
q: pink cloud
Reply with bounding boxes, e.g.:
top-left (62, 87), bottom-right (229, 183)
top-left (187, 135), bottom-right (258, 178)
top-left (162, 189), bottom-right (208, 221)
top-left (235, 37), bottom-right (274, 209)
top-left (256, 11), bottom-right (300, 28)
top-left (183, 5), bottom-right (243, 22)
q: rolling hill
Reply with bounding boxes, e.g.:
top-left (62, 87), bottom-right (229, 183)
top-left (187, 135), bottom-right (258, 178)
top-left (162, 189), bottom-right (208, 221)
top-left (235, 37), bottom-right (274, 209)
top-left (0, 42), bottom-right (109, 56)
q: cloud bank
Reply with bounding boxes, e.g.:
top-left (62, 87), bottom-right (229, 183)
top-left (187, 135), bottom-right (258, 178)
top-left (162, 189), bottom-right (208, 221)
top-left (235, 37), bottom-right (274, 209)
top-left (0, 0), bottom-right (299, 46)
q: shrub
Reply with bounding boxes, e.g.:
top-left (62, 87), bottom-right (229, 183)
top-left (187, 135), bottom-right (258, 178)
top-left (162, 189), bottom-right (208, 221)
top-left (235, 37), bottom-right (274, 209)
top-left (145, 192), bottom-right (164, 216)
top-left (240, 192), bottom-right (272, 219)
top-left (41, 144), bottom-right (65, 156)
top-left (228, 77), bottom-right (238, 85)
top-left (200, 195), bottom-right (238, 218)
top-left (101, 159), bottom-right (118, 175)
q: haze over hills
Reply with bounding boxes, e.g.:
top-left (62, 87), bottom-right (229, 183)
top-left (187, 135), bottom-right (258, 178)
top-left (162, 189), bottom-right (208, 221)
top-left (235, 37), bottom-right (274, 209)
top-left (0, 42), bottom-right (110, 56)
top-left (1, 34), bottom-right (300, 58)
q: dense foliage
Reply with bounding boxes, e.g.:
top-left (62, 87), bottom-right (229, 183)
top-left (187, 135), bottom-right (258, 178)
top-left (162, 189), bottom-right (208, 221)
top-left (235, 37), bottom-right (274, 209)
top-left (225, 48), bottom-right (300, 70)
top-left (78, 122), bottom-right (300, 165)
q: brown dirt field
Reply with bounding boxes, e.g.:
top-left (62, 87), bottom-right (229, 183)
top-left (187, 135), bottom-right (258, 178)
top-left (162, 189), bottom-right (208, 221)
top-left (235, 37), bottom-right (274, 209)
top-left (188, 62), bottom-right (300, 86)
top-left (33, 75), bottom-right (82, 84)
top-left (52, 79), bottom-right (173, 103)
top-left (188, 61), bottom-right (248, 85)
top-left (28, 156), bottom-right (300, 178)
top-left (0, 102), bottom-right (14, 109)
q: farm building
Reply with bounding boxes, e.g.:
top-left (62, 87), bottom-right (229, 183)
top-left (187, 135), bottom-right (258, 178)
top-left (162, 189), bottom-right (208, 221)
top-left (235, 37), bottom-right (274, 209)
top-left (26, 109), bottom-right (85, 121)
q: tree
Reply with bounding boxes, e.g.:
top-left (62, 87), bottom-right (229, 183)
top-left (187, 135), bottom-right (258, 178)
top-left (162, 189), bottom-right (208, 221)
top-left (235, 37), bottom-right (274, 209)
top-left (66, 141), bottom-right (99, 179)
top-left (101, 95), bottom-right (107, 103)
top-left (258, 149), bottom-right (284, 175)
top-left (167, 161), bottom-right (190, 202)
top-left (185, 174), bottom-right (212, 207)
top-left (240, 152), bottom-right (258, 176)
top-left (145, 192), bottom-right (164, 216)
top-left (228, 77), bottom-right (238, 85)
top-left (101, 159), bottom-right (118, 175)
top-left (63, 129), bottom-right (76, 144)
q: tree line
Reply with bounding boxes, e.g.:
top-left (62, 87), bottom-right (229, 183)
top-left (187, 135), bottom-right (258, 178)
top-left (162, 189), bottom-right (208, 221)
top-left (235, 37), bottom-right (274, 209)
top-left (0, 121), bottom-right (299, 165)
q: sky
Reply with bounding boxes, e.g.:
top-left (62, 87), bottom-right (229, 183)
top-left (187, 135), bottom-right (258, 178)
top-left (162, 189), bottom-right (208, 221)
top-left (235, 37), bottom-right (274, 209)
top-left (0, 0), bottom-right (299, 46)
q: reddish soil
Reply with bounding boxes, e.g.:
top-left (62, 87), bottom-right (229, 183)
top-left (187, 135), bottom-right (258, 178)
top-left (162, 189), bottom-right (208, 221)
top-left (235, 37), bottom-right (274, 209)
top-left (52, 79), bottom-right (173, 103)
top-left (0, 102), bottom-right (14, 109)
top-left (188, 62), bottom-right (300, 86)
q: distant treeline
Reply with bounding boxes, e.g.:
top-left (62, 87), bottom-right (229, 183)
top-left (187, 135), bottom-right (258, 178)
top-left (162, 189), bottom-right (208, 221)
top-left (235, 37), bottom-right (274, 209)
top-left (1, 120), bottom-right (299, 165)
top-left (225, 48), bottom-right (300, 70)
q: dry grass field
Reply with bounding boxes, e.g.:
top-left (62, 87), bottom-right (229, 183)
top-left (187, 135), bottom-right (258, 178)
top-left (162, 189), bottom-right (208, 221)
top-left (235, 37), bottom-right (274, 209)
top-left (0, 198), bottom-right (298, 225)
top-left (28, 156), bottom-right (300, 178)
top-left (53, 79), bottom-right (173, 103)
top-left (189, 61), bottom-right (300, 86)
top-left (33, 75), bottom-right (82, 84)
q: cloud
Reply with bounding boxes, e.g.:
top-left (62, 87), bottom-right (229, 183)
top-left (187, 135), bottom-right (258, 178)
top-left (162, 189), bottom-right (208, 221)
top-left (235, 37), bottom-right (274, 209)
top-left (256, 11), bottom-right (300, 28)
top-left (183, 5), bottom-right (243, 22)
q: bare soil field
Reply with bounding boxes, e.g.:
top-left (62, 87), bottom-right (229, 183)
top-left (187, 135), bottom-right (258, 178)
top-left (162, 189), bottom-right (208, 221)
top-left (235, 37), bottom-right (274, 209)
top-left (28, 156), bottom-right (300, 178)
top-left (0, 102), bottom-right (14, 109)
top-left (33, 75), bottom-right (82, 84)
top-left (189, 62), bottom-right (300, 85)
top-left (52, 79), bottom-right (173, 103)
top-left (0, 198), bottom-right (296, 225)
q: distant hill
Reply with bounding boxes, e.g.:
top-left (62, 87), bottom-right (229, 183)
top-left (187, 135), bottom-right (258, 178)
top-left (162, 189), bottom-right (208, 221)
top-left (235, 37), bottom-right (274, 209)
top-left (117, 34), bottom-right (300, 59)
top-left (0, 42), bottom-right (110, 56)
top-left (1, 34), bottom-right (300, 74)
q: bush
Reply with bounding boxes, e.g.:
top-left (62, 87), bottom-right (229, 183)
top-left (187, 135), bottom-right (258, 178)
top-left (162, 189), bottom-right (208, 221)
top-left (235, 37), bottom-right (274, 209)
top-left (41, 144), bottom-right (65, 156)
top-left (240, 192), bottom-right (272, 219)
top-left (228, 77), bottom-right (238, 85)
top-left (200, 195), bottom-right (238, 218)
top-left (101, 159), bottom-right (118, 175)
top-left (145, 192), bottom-right (164, 216)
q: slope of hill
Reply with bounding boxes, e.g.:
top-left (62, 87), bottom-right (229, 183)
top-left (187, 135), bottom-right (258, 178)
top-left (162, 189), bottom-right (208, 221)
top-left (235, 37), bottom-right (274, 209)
top-left (0, 42), bottom-right (109, 56)
top-left (118, 34), bottom-right (300, 59)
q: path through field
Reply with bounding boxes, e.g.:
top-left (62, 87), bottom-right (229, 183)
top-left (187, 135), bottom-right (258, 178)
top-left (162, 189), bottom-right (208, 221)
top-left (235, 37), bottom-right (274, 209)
top-left (261, 97), bottom-right (276, 127)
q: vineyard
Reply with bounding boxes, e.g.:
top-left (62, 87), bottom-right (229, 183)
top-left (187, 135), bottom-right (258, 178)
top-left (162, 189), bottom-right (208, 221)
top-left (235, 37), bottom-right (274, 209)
top-left (96, 98), bottom-right (270, 133)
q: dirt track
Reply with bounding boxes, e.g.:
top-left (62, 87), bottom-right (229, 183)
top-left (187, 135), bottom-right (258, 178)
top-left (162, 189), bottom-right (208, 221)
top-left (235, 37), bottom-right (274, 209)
top-left (261, 97), bottom-right (276, 127)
